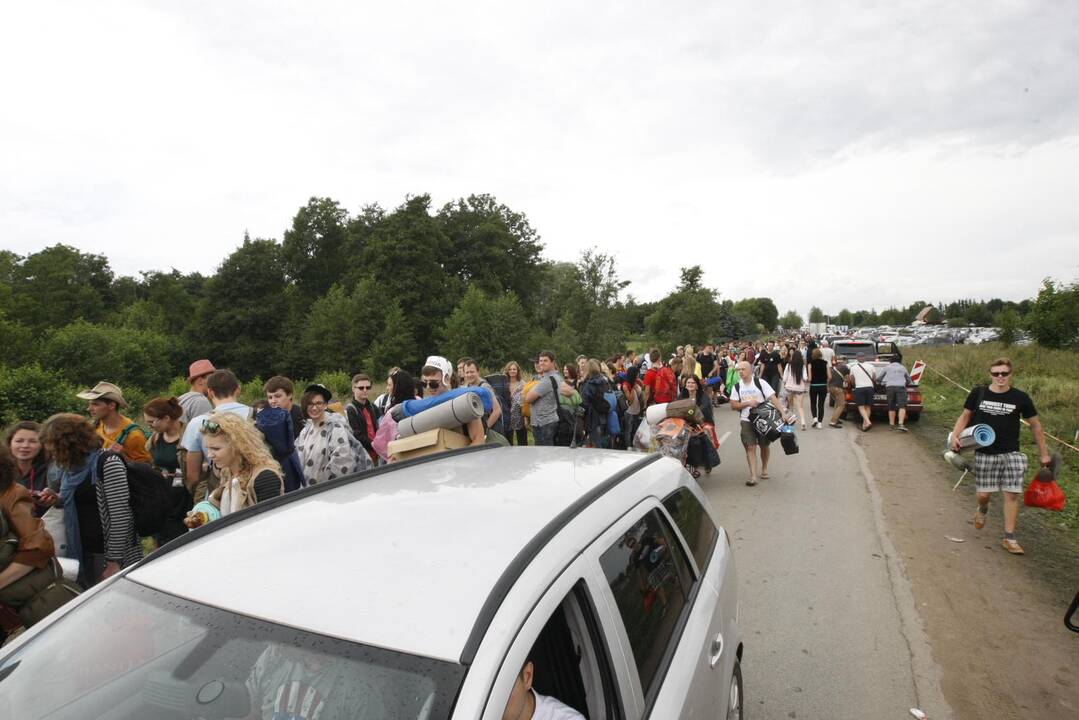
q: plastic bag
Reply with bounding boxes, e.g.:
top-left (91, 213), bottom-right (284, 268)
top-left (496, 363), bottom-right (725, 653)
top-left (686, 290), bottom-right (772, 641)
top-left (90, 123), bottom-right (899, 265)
top-left (1024, 468), bottom-right (1066, 511)
top-left (634, 419), bottom-right (655, 451)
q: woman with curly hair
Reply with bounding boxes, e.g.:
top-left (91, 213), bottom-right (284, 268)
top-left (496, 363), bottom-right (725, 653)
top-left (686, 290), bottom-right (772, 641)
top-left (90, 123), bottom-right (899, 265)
top-left (503, 361), bottom-right (529, 447)
top-left (194, 412), bottom-right (284, 522)
top-left (40, 414), bottom-right (142, 586)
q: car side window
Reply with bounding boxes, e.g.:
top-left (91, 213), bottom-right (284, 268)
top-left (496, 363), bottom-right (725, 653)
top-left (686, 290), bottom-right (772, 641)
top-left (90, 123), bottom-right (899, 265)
top-left (662, 488), bottom-right (718, 574)
top-left (599, 509), bottom-right (694, 702)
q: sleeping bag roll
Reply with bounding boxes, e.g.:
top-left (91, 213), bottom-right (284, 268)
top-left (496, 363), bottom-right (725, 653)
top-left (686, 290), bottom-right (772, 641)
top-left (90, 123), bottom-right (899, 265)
top-left (396, 392), bottom-right (484, 438)
top-left (391, 386), bottom-right (494, 422)
top-left (644, 402), bottom-right (669, 426)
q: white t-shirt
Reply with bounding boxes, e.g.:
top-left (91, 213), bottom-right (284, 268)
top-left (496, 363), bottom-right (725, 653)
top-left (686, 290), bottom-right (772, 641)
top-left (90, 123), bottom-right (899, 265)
top-left (733, 378), bottom-right (775, 421)
top-left (849, 362), bottom-right (877, 389)
top-left (532, 690), bottom-right (585, 720)
top-left (820, 347), bottom-right (835, 364)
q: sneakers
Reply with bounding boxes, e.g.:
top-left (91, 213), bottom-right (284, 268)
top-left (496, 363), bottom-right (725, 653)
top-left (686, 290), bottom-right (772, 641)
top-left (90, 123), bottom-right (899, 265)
top-left (898, 424), bottom-right (908, 433)
top-left (1001, 538), bottom-right (1025, 555)
top-left (973, 507), bottom-right (987, 529)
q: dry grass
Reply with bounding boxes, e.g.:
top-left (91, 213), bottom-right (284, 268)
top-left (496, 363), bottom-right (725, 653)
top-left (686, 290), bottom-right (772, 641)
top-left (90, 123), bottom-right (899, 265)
top-left (912, 343), bottom-right (1079, 535)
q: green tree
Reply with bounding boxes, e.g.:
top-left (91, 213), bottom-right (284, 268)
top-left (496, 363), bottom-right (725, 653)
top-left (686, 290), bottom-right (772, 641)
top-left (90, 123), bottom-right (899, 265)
top-left (778, 310), bottom-right (803, 330)
top-left (994, 308), bottom-right (1022, 346)
top-left (365, 300), bottom-right (419, 376)
top-left (1026, 279), bottom-right (1079, 348)
top-left (42, 320), bottom-right (172, 391)
top-left (437, 194), bottom-right (545, 308)
top-left (0, 364), bottom-right (81, 425)
top-left (282, 198), bottom-right (351, 302)
top-left (808, 306), bottom-right (826, 323)
top-left (836, 308), bottom-right (853, 326)
top-left (715, 301), bottom-right (756, 342)
top-left (733, 297), bottom-right (779, 331)
top-left (0, 310), bottom-right (34, 368)
top-left (440, 286), bottom-right (533, 369)
top-left (196, 236), bottom-right (291, 379)
top-left (7, 245), bottom-right (114, 333)
top-left (645, 268), bottom-right (723, 347)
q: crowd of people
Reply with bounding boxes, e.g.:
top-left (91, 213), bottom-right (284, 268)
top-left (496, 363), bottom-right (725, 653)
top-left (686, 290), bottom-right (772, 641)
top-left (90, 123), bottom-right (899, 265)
top-left (1, 332), bottom-right (1054, 644)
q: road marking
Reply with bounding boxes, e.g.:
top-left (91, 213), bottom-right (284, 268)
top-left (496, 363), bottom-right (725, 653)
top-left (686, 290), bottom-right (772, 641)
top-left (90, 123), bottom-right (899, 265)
top-left (718, 431), bottom-right (731, 446)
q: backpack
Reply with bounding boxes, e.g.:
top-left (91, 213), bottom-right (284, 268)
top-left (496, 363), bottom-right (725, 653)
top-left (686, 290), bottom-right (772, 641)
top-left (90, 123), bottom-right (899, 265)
top-left (655, 367), bottom-right (677, 402)
top-left (115, 422), bottom-right (152, 445)
top-left (551, 377), bottom-right (584, 447)
top-left (485, 374), bottom-right (512, 435)
top-left (613, 388), bottom-right (629, 416)
top-left (96, 451), bottom-right (172, 537)
top-left (255, 407), bottom-right (296, 458)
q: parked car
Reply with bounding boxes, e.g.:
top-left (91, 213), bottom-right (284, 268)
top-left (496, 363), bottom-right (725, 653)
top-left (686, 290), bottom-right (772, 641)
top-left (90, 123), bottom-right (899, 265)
top-left (0, 446), bottom-right (743, 720)
top-left (832, 339), bottom-right (903, 364)
top-left (843, 360), bottom-right (923, 422)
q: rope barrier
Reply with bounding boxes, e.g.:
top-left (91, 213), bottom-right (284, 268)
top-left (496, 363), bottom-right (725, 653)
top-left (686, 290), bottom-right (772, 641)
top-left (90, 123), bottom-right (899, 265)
top-left (923, 364), bottom-right (1079, 454)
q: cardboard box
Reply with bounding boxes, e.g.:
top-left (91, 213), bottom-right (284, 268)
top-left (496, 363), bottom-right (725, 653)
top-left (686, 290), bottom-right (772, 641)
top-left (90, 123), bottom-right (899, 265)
top-left (388, 427), bottom-right (469, 462)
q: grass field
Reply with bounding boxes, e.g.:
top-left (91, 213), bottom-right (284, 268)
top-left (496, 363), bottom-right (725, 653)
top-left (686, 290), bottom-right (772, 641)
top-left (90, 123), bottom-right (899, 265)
top-left (909, 342), bottom-right (1079, 536)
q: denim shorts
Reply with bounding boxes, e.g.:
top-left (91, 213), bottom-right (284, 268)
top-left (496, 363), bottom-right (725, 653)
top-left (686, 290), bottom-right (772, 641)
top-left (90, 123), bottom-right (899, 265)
top-left (853, 387), bottom-right (874, 406)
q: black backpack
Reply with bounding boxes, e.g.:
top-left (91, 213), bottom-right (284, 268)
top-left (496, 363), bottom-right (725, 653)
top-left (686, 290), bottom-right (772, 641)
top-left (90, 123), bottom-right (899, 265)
top-left (96, 452), bottom-right (172, 537)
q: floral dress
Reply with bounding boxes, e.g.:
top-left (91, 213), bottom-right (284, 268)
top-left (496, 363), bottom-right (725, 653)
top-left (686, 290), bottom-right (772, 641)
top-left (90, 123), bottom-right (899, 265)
top-left (509, 382), bottom-right (525, 431)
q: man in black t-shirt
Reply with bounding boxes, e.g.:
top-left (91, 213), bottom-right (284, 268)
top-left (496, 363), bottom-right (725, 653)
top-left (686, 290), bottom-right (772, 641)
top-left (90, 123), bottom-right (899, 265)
top-left (755, 341), bottom-right (782, 392)
top-left (951, 357), bottom-right (1051, 555)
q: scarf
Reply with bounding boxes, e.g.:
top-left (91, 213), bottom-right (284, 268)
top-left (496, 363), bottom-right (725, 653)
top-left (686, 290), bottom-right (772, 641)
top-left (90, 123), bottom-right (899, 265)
top-left (57, 449), bottom-right (101, 581)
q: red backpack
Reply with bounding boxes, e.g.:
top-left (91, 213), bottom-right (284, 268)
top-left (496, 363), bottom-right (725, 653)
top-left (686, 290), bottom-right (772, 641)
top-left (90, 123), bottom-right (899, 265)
top-left (656, 367), bottom-right (677, 402)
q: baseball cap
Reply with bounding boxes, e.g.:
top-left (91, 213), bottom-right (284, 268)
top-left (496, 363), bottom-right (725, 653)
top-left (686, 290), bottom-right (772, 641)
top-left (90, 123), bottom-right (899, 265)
top-left (187, 359), bottom-right (216, 382)
top-left (76, 381), bottom-right (128, 408)
top-left (422, 355), bottom-right (453, 385)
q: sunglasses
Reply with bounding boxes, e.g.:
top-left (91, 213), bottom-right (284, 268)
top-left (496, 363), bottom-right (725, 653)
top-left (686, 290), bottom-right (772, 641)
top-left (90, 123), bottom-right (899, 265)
top-left (990, 370), bottom-right (1011, 377)
top-left (423, 380), bottom-right (443, 389)
top-left (354, 385), bottom-right (371, 390)
top-left (203, 419), bottom-right (222, 435)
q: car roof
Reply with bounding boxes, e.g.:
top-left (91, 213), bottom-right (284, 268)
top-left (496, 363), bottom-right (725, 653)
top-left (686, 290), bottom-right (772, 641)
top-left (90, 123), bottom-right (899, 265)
top-left (129, 447), bottom-right (653, 664)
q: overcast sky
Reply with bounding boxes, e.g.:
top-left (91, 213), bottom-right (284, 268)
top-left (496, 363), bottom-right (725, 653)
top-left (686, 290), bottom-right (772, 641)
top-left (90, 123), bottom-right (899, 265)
top-left (3, 1), bottom-right (1078, 318)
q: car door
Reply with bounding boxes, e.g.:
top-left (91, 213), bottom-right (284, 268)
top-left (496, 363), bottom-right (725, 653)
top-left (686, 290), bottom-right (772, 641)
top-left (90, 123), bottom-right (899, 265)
top-left (586, 499), bottom-right (727, 719)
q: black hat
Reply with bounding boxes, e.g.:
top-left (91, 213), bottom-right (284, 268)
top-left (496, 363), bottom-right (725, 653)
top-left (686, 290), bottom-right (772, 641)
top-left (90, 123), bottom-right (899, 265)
top-left (304, 383), bottom-right (333, 403)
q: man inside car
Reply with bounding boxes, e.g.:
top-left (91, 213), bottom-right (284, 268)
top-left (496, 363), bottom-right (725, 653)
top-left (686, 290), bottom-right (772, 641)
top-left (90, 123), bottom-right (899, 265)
top-left (502, 653), bottom-right (585, 720)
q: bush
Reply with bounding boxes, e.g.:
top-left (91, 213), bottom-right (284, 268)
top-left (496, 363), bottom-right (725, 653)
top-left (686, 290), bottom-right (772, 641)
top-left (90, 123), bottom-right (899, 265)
top-left (1027, 279), bottom-right (1079, 349)
top-left (313, 371), bottom-right (351, 402)
top-left (0, 364), bottom-right (82, 425)
top-left (42, 320), bottom-right (173, 390)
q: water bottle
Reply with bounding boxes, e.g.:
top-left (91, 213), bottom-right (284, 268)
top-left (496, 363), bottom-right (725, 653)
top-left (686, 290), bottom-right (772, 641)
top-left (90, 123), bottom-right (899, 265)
top-left (173, 466), bottom-right (184, 488)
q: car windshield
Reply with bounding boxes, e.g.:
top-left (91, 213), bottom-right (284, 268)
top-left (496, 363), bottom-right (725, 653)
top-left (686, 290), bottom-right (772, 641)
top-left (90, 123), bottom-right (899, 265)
top-left (0, 579), bottom-right (464, 720)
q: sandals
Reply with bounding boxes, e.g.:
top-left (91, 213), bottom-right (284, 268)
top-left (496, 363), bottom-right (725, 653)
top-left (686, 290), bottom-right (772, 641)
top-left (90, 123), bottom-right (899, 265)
top-left (746, 478), bottom-right (758, 486)
top-left (760, 472), bottom-right (770, 480)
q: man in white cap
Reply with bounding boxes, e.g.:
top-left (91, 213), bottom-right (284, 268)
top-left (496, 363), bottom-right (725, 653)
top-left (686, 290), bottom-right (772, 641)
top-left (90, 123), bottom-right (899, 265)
top-left (420, 355), bottom-right (487, 445)
top-left (179, 359), bottom-right (215, 422)
top-left (76, 381), bottom-right (152, 463)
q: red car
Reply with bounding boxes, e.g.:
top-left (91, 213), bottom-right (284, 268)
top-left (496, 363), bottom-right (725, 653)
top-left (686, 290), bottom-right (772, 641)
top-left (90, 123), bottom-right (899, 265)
top-left (842, 360), bottom-right (923, 422)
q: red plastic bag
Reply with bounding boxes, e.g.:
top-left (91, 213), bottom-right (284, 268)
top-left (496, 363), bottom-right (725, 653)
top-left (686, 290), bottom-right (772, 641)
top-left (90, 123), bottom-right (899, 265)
top-left (1024, 469), bottom-right (1066, 511)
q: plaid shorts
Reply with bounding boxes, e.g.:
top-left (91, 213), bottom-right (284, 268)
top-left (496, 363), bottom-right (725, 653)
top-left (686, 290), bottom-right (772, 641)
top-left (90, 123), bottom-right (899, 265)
top-left (974, 451), bottom-right (1027, 493)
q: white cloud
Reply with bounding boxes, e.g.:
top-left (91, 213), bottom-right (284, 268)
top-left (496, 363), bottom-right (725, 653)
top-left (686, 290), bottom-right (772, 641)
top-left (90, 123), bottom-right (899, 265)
top-left (2, 0), bottom-right (1077, 313)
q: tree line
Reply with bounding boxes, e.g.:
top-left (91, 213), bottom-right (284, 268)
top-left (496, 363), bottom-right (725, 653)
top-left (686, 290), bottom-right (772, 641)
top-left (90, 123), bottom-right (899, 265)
top-left (2, 192), bottom-right (1075, 424)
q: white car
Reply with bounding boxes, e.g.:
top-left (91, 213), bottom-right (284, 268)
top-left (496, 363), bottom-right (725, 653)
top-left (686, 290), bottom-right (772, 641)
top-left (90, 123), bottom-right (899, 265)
top-left (0, 447), bottom-right (742, 720)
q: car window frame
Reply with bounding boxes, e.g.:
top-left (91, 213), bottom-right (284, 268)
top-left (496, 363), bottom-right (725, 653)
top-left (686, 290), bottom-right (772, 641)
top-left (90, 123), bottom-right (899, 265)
top-left (659, 486), bottom-right (719, 580)
top-left (480, 558), bottom-right (628, 720)
top-left (590, 499), bottom-right (705, 716)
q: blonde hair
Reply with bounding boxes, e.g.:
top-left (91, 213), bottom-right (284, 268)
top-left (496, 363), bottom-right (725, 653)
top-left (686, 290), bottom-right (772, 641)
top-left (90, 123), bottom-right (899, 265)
top-left (199, 412), bottom-right (281, 483)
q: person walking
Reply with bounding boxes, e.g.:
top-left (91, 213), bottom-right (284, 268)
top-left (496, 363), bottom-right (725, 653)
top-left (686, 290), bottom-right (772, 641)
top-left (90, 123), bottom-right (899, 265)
top-left (524, 352), bottom-right (564, 447)
top-left (755, 341), bottom-right (782, 395)
top-left (679, 376), bottom-right (717, 478)
top-left (190, 413), bottom-right (285, 525)
top-left (178, 359), bottom-right (215, 422)
top-left (577, 359), bottom-right (611, 449)
top-left (827, 358), bottom-right (849, 428)
top-left (296, 384), bottom-right (372, 485)
top-left (730, 361), bottom-right (787, 486)
top-left (782, 350), bottom-right (808, 430)
top-left (344, 373), bottom-right (381, 464)
top-left (620, 366), bottom-right (643, 450)
top-left (950, 357), bottom-right (1051, 555)
top-left (807, 348), bottom-right (829, 428)
top-left (76, 382), bottom-right (152, 464)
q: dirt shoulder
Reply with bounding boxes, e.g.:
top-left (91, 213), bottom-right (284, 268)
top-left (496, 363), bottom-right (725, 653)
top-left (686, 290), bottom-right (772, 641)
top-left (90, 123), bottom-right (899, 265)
top-left (857, 423), bottom-right (1079, 719)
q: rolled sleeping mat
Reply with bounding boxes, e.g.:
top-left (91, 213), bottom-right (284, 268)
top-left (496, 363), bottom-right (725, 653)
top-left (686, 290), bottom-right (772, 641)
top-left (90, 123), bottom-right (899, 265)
top-left (390, 386), bottom-right (494, 421)
top-left (645, 402), bottom-right (669, 426)
top-left (948, 424), bottom-right (996, 450)
top-left (397, 392), bottom-right (484, 438)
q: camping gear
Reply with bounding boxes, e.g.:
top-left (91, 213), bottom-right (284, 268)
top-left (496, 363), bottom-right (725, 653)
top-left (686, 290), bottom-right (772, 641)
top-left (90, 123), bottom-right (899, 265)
top-left (947, 424), bottom-right (996, 450)
top-left (388, 428), bottom-right (470, 462)
top-left (396, 392), bottom-right (485, 439)
top-left (779, 424), bottom-right (799, 455)
top-left (390, 386), bottom-right (494, 421)
top-left (1024, 463), bottom-right (1066, 511)
top-left (749, 403), bottom-right (783, 443)
top-left (644, 403), bottom-right (669, 425)
top-left (654, 418), bottom-right (690, 462)
top-left (665, 399), bottom-right (703, 425)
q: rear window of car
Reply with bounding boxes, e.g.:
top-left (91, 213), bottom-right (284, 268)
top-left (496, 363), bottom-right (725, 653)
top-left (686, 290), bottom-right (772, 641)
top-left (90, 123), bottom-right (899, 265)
top-left (662, 487), bottom-right (718, 573)
top-left (0, 579), bottom-right (464, 720)
top-left (834, 341), bottom-right (875, 357)
top-left (600, 509), bottom-right (694, 702)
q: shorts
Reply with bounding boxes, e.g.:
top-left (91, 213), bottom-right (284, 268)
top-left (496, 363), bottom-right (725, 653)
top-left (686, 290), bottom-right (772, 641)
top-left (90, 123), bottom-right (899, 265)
top-left (974, 451), bottom-right (1027, 493)
top-left (853, 387), bottom-right (874, 407)
top-left (886, 386), bottom-right (908, 410)
top-left (740, 421), bottom-right (771, 448)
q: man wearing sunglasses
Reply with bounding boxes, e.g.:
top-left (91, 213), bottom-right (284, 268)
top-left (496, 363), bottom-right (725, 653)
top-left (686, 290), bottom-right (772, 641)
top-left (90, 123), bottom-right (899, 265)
top-left (345, 373), bottom-right (380, 464)
top-left (421, 356), bottom-right (487, 446)
top-left (951, 357), bottom-right (1051, 555)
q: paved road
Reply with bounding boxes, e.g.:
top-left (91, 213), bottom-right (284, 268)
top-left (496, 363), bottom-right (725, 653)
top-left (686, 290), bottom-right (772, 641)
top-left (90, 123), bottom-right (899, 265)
top-left (699, 403), bottom-right (951, 720)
